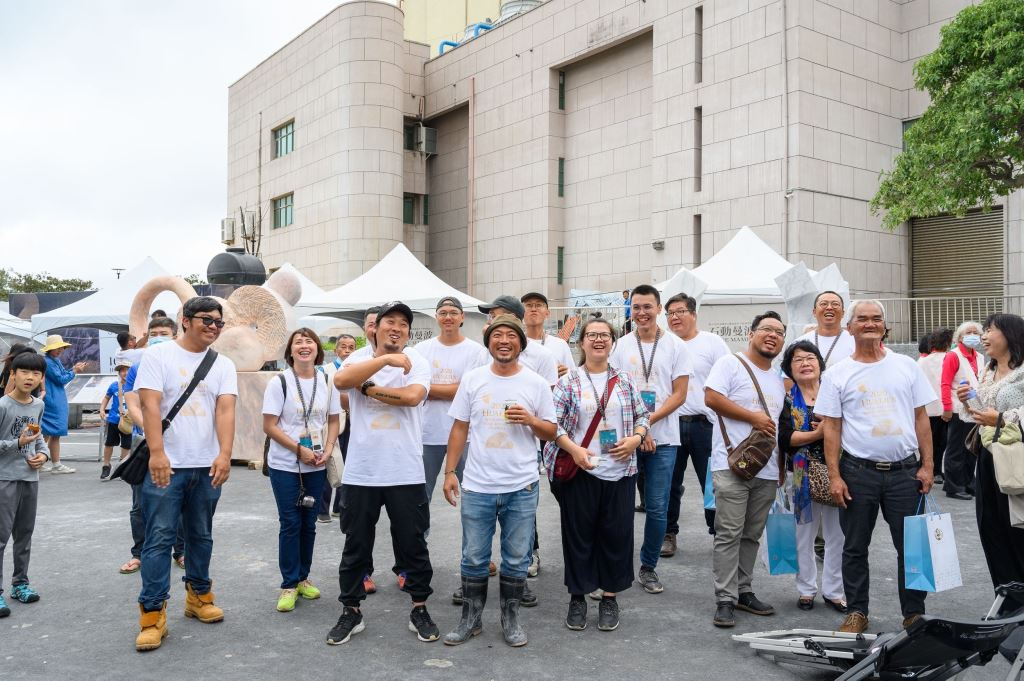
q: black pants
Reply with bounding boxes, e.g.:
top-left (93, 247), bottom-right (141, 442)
top-left (667, 416), bottom-right (715, 535)
top-left (559, 472), bottom-right (635, 595)
top-left (943, 415), bottom-right (976, 495)
top-left (319, 422), bottom-right (350, 516)
top-left (928, 416), bottom-right (947, 480)
top-left (838, 456), bottom-right (927, 618)
top-left (976, 449), bottom-right (1024, 614)
top-left (337, 484), bottom-right (432, 606)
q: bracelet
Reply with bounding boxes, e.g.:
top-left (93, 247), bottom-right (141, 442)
top-left (444, 469), bottom-right (458, 475)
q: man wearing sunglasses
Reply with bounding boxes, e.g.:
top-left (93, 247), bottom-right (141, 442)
top-left (133, 296), bottom-right (238, 651)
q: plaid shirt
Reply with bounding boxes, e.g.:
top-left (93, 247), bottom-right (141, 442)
top-left (542, 366), bottom-right (650, 480)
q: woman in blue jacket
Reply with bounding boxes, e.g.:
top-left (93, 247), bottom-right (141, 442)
top-left (40, 335), bottom-right (86, 474)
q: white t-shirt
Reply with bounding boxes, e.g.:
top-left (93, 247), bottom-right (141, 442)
top-left (795, 329), bottom-right (856, 368)
top-left (573, 369), bottom-right (630, 482)
top-left (815, 352), bottom-right (936, 462)
top-left (449, 364), bottom-right (556, 494)
top-left (529, 335), bottom-right (574, 369)
top-left (678, 331), bottom-right (730, 417)
top-left (705, 353), bottom-right (786, 481)
top-left (134, 341), bottom-right (238, 468)
top-left (341, 347), bottom-right (431, 486)
top-left (519, 341), bottom-right (559, 386)
top-left (262, 368), bottom-right (341, 473)
top-left (114, 348), bottom-right (145, 368)
top-left (416, 336), bottom-right (488, 445)
top-left (609, 330), bottom-right (693, 446)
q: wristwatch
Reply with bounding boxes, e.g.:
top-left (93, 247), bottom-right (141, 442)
top-left (360, 380), bottom-right (375, 396)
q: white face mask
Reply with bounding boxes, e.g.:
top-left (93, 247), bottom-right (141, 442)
top-left (148, 336), bottom-right (171, 346)
top-left (963, 334), bottom-right (982, 349)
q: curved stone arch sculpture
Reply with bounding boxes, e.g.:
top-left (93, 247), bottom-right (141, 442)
top-left (128, 276), bottom-right (198, 340)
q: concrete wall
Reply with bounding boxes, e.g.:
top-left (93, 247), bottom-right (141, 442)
top-left (426, 106), bottom-right (470, 290)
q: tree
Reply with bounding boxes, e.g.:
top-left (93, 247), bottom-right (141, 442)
top-left (871, 0), bottom-right (1024, 230)
top-left (183, 273), bottom-right (208, 286)
top-left (0, 268), bottom-right (93, 301)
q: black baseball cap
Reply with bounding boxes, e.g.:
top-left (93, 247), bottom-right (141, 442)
top-left (478, 295), bottom-right (525, 320)
top-left (376, 301), bottom-right (413, 326)
top-left (520, 292), bottom-right (548, 306)
top-left (435, 296), bottom-right (463, 311)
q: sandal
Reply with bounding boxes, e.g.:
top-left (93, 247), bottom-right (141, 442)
top-left (120, 558), bottom-right (141, 574)
top-left (823, 596), bottom-right (848, 613)
top-left (797, 596), bottom-right (815, 611)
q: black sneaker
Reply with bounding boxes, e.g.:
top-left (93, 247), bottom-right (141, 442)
top-left (713, 601), bottom-right (735, 628)
top-left (736, 592), bottom-right (775, 616)
top-left (100, 465), bottom-right (111, 480)
top-left (638, 566), bottom-right (663, 594)
top-left (326, 606), bottom-right (364, 645)
top-left (408, 605), bottom-right (439, 642)
top-left (565, 598), bottom-right (588, 630)
top-left (597, 597), bottom-right (619, 631)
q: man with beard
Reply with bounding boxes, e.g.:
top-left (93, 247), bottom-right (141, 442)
top-left (328, 302), bottom-right (438, 646)
top-left (795, 291), bottom-right (854, 368)
top-left (441, 315), bottom-right (556, 647)
top-left (705, 311), bottom-right (787, 628)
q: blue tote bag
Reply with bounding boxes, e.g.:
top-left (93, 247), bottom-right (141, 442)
top-left (764, 489), bottom-right (798, 575)
top-left (704, 471), bottom-right (716, 510)
top-left (904, 495), bottom-right (963, 593)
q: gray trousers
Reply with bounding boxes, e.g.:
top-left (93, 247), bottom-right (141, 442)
top-left (422, 444), bottom-right (465, 503)
top-left (0, 480), bottom-right (39, 594)
top-left (711, 470), bottom-right (777, 604)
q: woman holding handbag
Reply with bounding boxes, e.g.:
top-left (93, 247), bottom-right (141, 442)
top-left (262, 328), bottom-right (341, 613)
top-left (778, 341), bottom-right (847, 613)
top-left (543, 318), bottom-right (650, 633)
top-left (956, 313), bottom-right (1024, 615)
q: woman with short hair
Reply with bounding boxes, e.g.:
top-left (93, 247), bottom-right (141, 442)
top-left (941, 320), bottom-right (983, 500)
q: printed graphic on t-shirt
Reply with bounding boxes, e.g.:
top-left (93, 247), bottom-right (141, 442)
top-left (478, 393), bottom-right (517, 449)
top-left (366, 399), bottom-right (400, 430)
top-left (175, 366), bottom-right (209, 419)
top-left (855, 383), bottom-right (904, 437)
top-left (8, 414), bottom-right (32, 440)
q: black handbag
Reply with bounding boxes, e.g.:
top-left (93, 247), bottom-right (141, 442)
top-left (111, 350), bottom-right (219, 485)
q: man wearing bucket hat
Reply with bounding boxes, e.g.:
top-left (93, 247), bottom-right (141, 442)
top-left (329, 301), bottom-right (438, 646)
top-left (40, 335), bottom-right (87, 474)
top-left (442, 314), bottom-right (556, 647)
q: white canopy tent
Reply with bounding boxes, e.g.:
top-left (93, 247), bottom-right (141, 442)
top-left (269, 262), bottom-right (360, 337)
top-left (0, 310), bottom-right (38, 353)
top-left (30, 257), bottom-right (181, 334)
top-left (297, 244), bottom-right (487, 325)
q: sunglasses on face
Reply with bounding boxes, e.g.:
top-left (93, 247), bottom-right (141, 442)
top-left (191, 315), bottom-right (225, 329)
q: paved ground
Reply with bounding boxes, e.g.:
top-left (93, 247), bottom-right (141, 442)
top-left (0, 447), bottom-right (1013, 681)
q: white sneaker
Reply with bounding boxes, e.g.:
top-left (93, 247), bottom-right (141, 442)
top-left (50, 463), bottom-right (76, 474)
top-left (40, 462), bottom-right (53, 473)
top-left (527, 550), bottom-right (540, 578)
top-left (589, 589), bottom-right (603, 601)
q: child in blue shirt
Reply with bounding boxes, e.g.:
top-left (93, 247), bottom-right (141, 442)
top-left (99, 360), bottom-right (132, 480)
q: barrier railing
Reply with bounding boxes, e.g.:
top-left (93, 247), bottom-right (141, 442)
top-left (876, 296), bottom-right (1024, 344)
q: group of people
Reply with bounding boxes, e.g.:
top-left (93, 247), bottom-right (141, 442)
top-left (1, 288), bottom-right (1022, 652)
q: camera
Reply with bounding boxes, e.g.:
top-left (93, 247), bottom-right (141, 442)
top-left (296, 494), bottom-right (316, 508)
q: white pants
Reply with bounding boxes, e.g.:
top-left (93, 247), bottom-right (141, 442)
top-left (795, 502), bottom-right (845, 601)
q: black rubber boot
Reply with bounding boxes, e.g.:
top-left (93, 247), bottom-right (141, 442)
top-left (499, 574), bottom-right (528, 647)
top-left (444, 576), bottom-right (487, 645)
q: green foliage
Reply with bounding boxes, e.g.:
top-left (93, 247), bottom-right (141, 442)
top-left (871, 0), bottom-right (1024, 229)
top-left (183, 273), bottom-right (208, 286)
top-left (0, 268), bottom-right (93, 301)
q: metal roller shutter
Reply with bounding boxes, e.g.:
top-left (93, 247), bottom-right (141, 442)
top-left (911, 207), bottom-right (1004, 297)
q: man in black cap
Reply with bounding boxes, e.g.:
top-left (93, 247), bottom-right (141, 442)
top-left (478, 296), bottom-right (558, 387)
top-left (328, 301), bottom-right (438, 646)
top-left (520, 292), bottom-right (573, 379)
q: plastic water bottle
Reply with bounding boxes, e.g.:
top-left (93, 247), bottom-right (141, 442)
top-left (960, 380), bottom-right (980, 410)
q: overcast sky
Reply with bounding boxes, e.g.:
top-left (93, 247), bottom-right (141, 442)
top-left (0, 0), bottom-right (367, 290)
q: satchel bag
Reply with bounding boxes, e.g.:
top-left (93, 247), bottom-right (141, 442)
top-left (111, 350), bottom-right (219, 486)
top-left (719, 354), bottom-right (777, 481)
top-left (116, 379), bottom-right (134, 435)
top-left (806, 453), bottom-right (839, 507)
top-left (553, 374), bottom-right (618, 482)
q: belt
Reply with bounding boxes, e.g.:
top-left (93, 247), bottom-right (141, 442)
top-left (841, 453), bottom-right (918, 471)
top-left (679, 414), bottom-right (709, 423)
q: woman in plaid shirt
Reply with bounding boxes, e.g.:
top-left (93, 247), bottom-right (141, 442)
top-left (542, 318), bottom-right (651, 633)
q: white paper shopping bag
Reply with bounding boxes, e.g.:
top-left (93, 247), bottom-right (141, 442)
top-left (904, 496), bottom-right (962, 593)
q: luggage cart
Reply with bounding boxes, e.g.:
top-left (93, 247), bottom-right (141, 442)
top-left (732, 582), bottom-right (1024, 680)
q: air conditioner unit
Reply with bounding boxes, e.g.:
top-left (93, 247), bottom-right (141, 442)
top-left (220, 218), bottom-right (236, 244)
top-left (415, 124), bottom-right (437, 155)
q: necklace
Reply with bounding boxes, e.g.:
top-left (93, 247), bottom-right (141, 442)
top-left (814, 331), bottom-right (841, 364)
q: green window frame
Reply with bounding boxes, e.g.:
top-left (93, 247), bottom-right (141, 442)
top-left (273, 193), bottom-right (293, 229)
top-left (558, 71), bottom-right (565, 110)
top-left (558, 157), bottom-right (565, 197)
top-left (423, 194), bottom-right (429, 225)
top-left (556, 246), bottom-right (564, 285)
top-left (403, 194), bottom-right (416, 224)
top-left (404, 125), bottom-right (416, 151)
top-left (273, 121), bottom-right (294, 158)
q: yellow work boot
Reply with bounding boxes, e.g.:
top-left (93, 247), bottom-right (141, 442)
top-left (136, 603), bottom-right (168, 651)
top-left (184, 583), bottom-right (224, 623)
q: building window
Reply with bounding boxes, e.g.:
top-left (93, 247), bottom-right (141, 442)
top-left (404, 124), bottom-right (416, 151)
top-left (695, 7), bottom-right (703, 84)
top-left (558, 71), bottom-right (565, 110)
top-left (558, 157), bottom-right (565, 197)
top-left (273, 121), bottom-right (294, 158)
top-left (423, 194), bottom-right (429, 225)
top-left (403, 194), bottom-right (416, 224)
top-left (556, 246), bottom-right (564, 285)
top-left (902, 118), bottom-right (919, 151)
top-left (693, 107), bottom-right (703, 192)
top-left (693, 214), bottom-right (702, 265)
top-left (273, 194), bottom-right (293, 229)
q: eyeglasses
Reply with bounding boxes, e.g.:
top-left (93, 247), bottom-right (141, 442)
top-left (666, 308), bottom-right (691, 319)
top-left (754, 326), bottom-right (785, 338)
top-left (523, 303), bottom-right (547, 311)
top-left (436, 311), bottom-right (462, 318)
top-left (791, 355), bottom-right (819, 366)
top-left (191, 315), bottom-right (225, 329)
top-left (816, 301), bottom-right (843, 309)
top-left (583, 332), bottom-right (613, 341)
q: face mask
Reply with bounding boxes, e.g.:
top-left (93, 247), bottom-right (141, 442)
top-left (963, 334), bottom-right (981, 349)
top-left (148, 336), bottom-right (171, 346)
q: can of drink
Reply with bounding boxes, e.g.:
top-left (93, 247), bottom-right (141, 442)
top-left (503, 400), bottom-right (517, 421)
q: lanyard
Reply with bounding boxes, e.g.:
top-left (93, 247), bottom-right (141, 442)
top-left (635, 329), bottom-right (661, 384)
top-left (292, 369), bottom-right (319, 431)
top-left (814, 331), bottom-right (841, 365)
top-left (582, 368), bottom-right (613, 423)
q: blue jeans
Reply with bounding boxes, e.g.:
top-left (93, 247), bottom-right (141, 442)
top-left (130, 483), bottom-right (184, 559)
top-left (638, 444), bottom-right (677, 569)
top-left (269, 468), bottom-right (326, 589)
top-left (138, 468), bottom-right (221, 611)
top-left (460, 483), bottom-right (539, 579)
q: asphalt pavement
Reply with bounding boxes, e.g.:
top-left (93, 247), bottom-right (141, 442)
top-left (0, 454), bottom-right (1013, 681)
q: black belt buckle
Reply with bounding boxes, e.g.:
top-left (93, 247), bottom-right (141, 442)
top-left (875, 461), bottom-right (892, 471)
